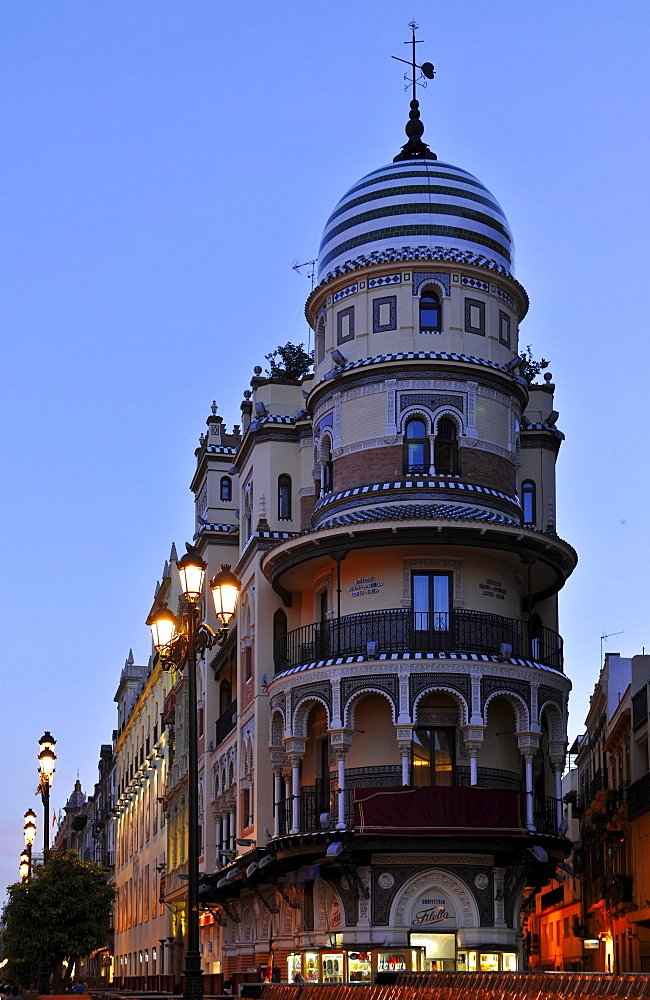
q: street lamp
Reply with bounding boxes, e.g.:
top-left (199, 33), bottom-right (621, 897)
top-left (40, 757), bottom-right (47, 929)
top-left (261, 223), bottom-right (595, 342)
top-left (38, 732), bottom-right (56, 855)
top-left (19, 850), bottom-right (30, 883)
top-left (147, 547), bottom-right (239, 1000)
top-left (23, 809), bottom-right (36, 882)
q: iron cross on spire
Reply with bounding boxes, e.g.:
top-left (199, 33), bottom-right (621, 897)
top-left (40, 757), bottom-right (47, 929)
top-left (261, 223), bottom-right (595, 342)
top-left (392, 20), bottom-right (435, 101)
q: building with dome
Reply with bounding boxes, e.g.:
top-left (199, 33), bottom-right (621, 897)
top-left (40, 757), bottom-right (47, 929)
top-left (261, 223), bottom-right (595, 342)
top-left (162, 45), bottom-right (579, 982)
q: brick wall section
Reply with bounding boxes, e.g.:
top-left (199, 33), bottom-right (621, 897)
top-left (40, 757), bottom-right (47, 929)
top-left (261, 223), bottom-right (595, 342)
top-left (332, 445), bottom-right (404, 491)
top-left (301, 493), bottom-right (316, 530)
top-left (331, 444), bottom-right (515, 496)
top-left (459, 447), bottom-right (516, 495)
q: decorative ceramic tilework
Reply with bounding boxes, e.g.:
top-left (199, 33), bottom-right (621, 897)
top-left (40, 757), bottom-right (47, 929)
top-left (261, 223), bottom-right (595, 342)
top-left (337, 305), bottom-right (355, 344)
top-left (464, 297), bottom-right (485, 336)
top-left (372, 295), bottom-right (397, 333)
top-left (400, 393), bottom-right (464, 413)
top-left (316, 413), bottom-right (333, 435)
top-left (412, 271), bottom-right (451, 296)
top-left (368, 274), bottom-right (401, 288)
top-left (497, 286), bottom-right (513, 306)
top-left (462, 276), bottom-right (489, 291)
top-left (333, 283), bottom-right (358, 303)
top-left (318, 246), bottom-right (519, 288)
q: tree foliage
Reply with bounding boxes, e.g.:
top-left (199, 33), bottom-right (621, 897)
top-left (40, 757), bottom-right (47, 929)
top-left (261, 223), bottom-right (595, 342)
top-left (264, 342), bottom-right (313, 379)
top-left (1, 851), bottom-right (116, 986)
top-left (518, 344), bottom-right (550, 384)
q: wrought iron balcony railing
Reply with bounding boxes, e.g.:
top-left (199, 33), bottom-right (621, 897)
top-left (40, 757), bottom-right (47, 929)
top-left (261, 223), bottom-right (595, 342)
top-left (215, 699), bottom-right (237, 747)
top-left (274, 608), bottom-right (563, 673)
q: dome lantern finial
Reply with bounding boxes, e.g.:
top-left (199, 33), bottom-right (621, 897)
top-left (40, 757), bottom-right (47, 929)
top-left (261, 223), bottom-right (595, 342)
top-left (392, 21), bottom-right (437, 162)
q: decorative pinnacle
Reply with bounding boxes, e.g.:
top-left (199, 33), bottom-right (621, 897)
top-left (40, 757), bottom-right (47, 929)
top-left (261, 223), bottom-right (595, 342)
top-left (392, 22), bottom-right (437, 162)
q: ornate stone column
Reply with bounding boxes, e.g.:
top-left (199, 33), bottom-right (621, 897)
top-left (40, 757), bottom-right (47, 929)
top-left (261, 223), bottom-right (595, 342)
top-left (461, 724), bottom-right (486, 785)
top-left (329, 730), bottom-right (352, 830)
top-left (396, 726), bottom-right (413, 785)
top-left (271, 758), bottom-right (284, 838)
top-left (517, 732), bottom-right (540, 831)
top-left (284, 738), bottom-right (306, 834)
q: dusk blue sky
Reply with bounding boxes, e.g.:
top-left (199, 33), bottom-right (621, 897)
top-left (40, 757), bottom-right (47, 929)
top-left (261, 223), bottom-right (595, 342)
top-left (1, 1), bottom-right (649, 899)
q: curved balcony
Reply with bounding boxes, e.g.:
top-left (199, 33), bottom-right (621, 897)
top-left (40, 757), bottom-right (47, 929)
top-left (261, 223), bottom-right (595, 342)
top-left (274, 607), bottom-right (563, 673)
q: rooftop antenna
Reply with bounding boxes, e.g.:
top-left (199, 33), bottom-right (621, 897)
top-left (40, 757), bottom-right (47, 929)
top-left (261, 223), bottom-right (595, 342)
top-left (292, 258), bottom-right (318, 355)
top-left (601, 630), bottom-right (624, 662)
top-left (392, 22), bottom-right (436, 162)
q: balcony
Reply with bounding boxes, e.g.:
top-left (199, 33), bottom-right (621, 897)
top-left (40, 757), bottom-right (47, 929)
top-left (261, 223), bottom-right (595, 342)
top-left (274, 608), bottom-right (563, 673)
top-left (628, 771), bottom-right (650, 820)
top-left (277, 784), bottom-right (560, 837)
top-left (215, 699), bottom-right (237, 746)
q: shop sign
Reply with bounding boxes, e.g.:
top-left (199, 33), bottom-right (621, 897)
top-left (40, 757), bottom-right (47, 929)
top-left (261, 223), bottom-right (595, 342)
top-left (348, 576), bottom-right (383, 597)
top-left (583, 939), bottom-right (600, 950)
top-left (410, 893), bottom-right (456, 927)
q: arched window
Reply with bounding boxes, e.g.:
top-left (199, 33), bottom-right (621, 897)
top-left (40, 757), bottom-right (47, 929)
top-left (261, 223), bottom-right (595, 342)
top-left (278, 474), bottom-right (292, 520)
top-left (434, 417), bottom-right (460, 476)
top-left (321, 436), bottom-right (333, 494)
top-left (403, 418), bottom-right (430, 474)
top-left (220, 476), bottom-right (232, 502)
top-left (315, 315), bottom-right (326, 366)
top-left (522, 480), bottom-right (536, 525)
top-left (420, 289), bottom-right (441, 333)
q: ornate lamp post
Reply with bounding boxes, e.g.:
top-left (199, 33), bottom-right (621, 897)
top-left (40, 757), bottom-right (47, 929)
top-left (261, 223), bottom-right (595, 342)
top-left (148, 547), bottom-right (239, 1000)
top-left (23, 809), bottom-right (37, 881)
top-left (37, 732), bottom-right (56, 855)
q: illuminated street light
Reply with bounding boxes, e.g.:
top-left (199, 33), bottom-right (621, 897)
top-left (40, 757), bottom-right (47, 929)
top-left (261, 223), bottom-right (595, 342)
top-left (147, 546), bottom-right (239, 1000)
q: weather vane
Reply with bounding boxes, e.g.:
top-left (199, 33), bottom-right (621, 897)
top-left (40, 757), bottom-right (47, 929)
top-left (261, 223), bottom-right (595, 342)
top-left (392, 22), bottom-right (437, 162)
top-left (392, 21), bottom-right (435, 101)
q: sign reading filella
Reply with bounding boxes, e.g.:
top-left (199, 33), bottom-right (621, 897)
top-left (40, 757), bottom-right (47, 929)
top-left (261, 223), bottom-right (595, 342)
top-left (410, 891), bottom-right (456, 928)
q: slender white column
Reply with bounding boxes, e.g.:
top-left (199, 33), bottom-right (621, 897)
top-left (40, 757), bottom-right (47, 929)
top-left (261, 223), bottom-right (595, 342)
top-left (229, 809), bottom-right (236, 850)
top-left (401, 748), bottom-right (411, 786)
top-left (215, 817), bottom-right (222, 863)
top-left (524, 754), bottom-right (535, 830)
top-left (291, 762), bottom-right (300, 834)
top-left (336, 753), bottom-right (346, 829)
top-left (273, 770), bottom-right (282, 838)
top-left (470, 753), bottom-right (478, 786)
top-left (554, 768), bottom-right (563, 831)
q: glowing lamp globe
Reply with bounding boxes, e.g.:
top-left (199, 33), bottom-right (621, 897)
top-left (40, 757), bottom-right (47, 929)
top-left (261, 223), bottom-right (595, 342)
top-left (147, 603), bottom-right (178, 653)
top-left (210, 565), bottom-right (240, 626)
top-left (24, 810), bottom-right (36, 847)
top-left (177, 548), bottom-right (206, 601)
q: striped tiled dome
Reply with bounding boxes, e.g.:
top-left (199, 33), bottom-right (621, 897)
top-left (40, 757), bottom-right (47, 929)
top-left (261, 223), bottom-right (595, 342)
top-left (317, 159), bottom-right (513, 281)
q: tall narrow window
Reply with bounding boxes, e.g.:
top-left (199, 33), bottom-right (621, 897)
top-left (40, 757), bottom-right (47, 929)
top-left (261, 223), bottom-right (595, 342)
top-left (420, 290), bottom-right (441, 333)
top-left (220, 476), bottom-right (232, 502)
top-left (404, 418), bottom-right (430, 474)
top-left (316, 316), bottom-right (326, 366)
top-left (434, 417), bottom-right (460, 475)
top-left (499, 310), bottom-right (511, 347)
top-left (278, 474), bottom-right (292, 520)
top-left (321, 436), bottom-right (333, 494)
top-left (412, 728), bottom-right (456, 786)
top-left (412, 571), bottom-right (452, 638)
top-left (522, 480), bottom-right (536, 524)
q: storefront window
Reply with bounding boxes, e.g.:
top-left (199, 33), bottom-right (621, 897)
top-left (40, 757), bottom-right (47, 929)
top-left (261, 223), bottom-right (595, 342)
top-left (377, 952), bottom-right (410, 972)
top-left (502, 953), bottom-right (517, 971)
top-left (287, 954), bottom-right (302, 983)
top-left (410, 933), bottom-right (456, 971)
top-left (347, 952), bottom-right (371, 982)
top-left (322, 953), bottom-right (344, 983)
top-left (305, 953), bottom-right (319, 983)
top-left (480, 953), bottom-right (500, 972)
